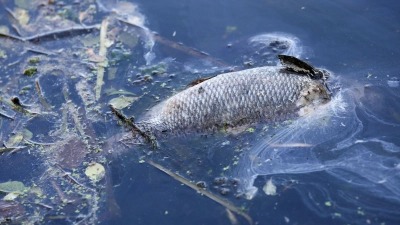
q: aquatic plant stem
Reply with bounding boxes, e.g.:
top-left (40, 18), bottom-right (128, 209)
top-left (94, 18), bottom-right (110, 101)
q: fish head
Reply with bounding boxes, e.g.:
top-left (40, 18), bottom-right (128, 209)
top-left (296, 79), bottom-right (332, 116)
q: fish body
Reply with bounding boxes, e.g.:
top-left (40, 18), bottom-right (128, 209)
top-left (137, 65), bottom-right (331, 135)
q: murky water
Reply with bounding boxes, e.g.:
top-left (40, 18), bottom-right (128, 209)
top-left (0, 0), bottom-right (399, 225)
top-left (111, 1), bottom-right (400, 225)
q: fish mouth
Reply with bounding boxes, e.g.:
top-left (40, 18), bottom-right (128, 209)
top-left (296, 78), bottom-right (333, 117)
top-left (321, 69), bottom-right (343, 100)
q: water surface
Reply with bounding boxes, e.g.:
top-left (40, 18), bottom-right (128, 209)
top-left (0, 0), bottom-right (399, 225)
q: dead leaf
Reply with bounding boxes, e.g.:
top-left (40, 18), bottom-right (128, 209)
top-left (85, 163), bottom-right (105, 182)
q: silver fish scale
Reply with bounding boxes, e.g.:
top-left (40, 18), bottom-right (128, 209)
top-left (138, 66), bottom-right (317, 134)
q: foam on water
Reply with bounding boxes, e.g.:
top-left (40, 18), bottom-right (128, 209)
top-left (233, 82), bottom-right (400, 222)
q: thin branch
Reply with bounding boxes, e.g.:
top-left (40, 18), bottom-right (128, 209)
top-left (55, 164), bottom-right (95, 192)
top-left (26, 47), bottom-right (54, 56)
top-left (23, 138), bottom-right (55, 146)
top-left (148, 160), bottom-right (253, 225)
top-left (50, 180), bottom-right (72, 203)
top-left (0, 111), bottom-right (15, 120)
top-left (1, 141), bottom-right (26, 154)
top-left (25, 202), bottom-right (53, 210)
top-left (0, 146), bottom-right (26, 153)
top-left (94, 18), bottom-right (108, 101)
top-left (0, 24), bottom-right (101, 43)
top-left (109, 105), bottom-right (158, 149)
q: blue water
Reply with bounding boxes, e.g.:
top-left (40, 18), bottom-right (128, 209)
top-left (0, 0), bottom-right (399, 225)
top-left (110, 1), bottom-right (400, 225)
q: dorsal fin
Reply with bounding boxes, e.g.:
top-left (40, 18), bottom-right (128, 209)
top-left (277, 55), bottom-right (322, 79)
top-left (186, 76), bottom-right (213, 88)
top-left (278, 55), bottom-right (331, 96)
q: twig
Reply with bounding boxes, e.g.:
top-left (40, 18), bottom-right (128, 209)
top-left (0, 32), bottom-right (25, 42)
top-left (26, 47), bottom-right (54, 56)
top-left (7, 59), bottom-right (21, 67)
top-left (66, 103), bottom-right (86, 137)
top-left (11, 24), bottom-right (22, 36)
top-left (35, 79), bottom-right (42, 94)
top-left (109, 105), bottom-right (158, 148)
top-left (8, 146), bottom-right (28, 154)
top-left (55, 164), bottom-right (95, 192)
top-left (35, 79), bottom-right (52, 109)
top-left (0, 23), bottom-right (101, 43)
top-left (94, 18), bottom-right (109, 101)
top-left (5, 7), bottom-right (18, 22)
top-left (1, 141), bottom-right (27, 154)
top-left (269, 143), bottom-right (313, 147)
top-left (44, 215), bottom-right (79, 220)
top-left (24, 25), bottom-right (101, 42)
top-left (0, 146), bottom-right (26, 153)
top-left (0, 111), bottom-right (14, 120)
top-left (50, 180), bottom-right (72, 203)
top-left (26, 202), bottom-right (53, 210)
top-left (23, 138), bottom-right (55, 146)
top-left (148, 160), bottom-right (253, 225)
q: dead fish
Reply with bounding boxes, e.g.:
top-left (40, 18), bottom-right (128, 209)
top-left (131, 56), bottom-right (331, 143)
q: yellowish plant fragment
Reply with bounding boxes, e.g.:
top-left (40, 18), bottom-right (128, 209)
top-left (85, 163), bottom-right (105, 182)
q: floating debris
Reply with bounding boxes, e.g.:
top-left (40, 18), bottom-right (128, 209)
top-left (148, 161), bottom-right (253, 224)
top-left (28, 56), bottom-right (40, 64)
top-left (108, 95), bottom-right (139, 109)
top-left (196, 181), bottom-right (207, 188)
top-left (85, 163), bottom-right (106, 183)
top-left (94, 18), bottom-right (112, 101)
top-left (0, 181), bottom-right (26, 194)
top-left (226, 208), bottom-right (239, 225)
top-left (325, 201), bottom-right (332, 207)
top-left (262, 178), bottom-right (277, 196)
top-left (23, 67), bottom-right (37, 76)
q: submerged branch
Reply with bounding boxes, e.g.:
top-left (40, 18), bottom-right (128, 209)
top-left (55, 164), bottom-right (95, 192)
top-left (50, 180), bottom-right (72, 204)
top-left (0, 111), bottom-right (15, 120)
top-left (35, 79), bottom-right (52, 110)
top-left (25, 47), bottom-right (55, 56)
top-left (109, 105), bottom-right (159, 149)
top-left (269, 143), bottom-right (313, 147)
top-left (94, 18), bottom-right (110, 101)
top-left (23, 138), bottom-right (55, 146)
top-left (148, 161), bottom-right (253, 225)
top-left (1, 141), bottom-right (27, 154)
top-left (0, 146), bottom-right (26, 153)
top-left (0, 24), bottom-right (100, 43)
top-left (25, 202), bottom-right (53, 210)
